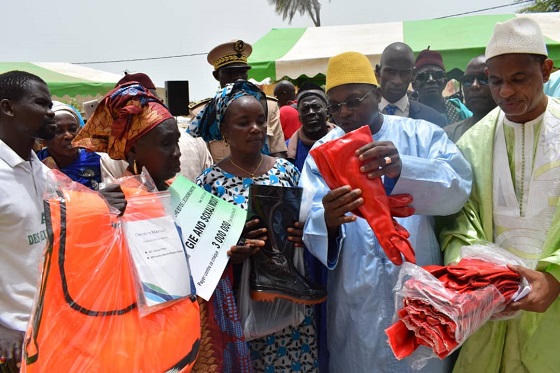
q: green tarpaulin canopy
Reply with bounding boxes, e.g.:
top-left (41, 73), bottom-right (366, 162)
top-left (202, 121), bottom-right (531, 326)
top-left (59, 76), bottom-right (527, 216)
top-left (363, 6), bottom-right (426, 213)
top-left (0, 62), bottom-right (121, 98)
top-left (248, 13), bottom-right (560, 82)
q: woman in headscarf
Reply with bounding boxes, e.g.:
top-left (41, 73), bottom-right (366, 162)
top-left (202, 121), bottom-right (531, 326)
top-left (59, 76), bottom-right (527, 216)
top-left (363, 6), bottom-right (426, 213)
top-left (191, 80), bottom-right (320, 372)
top-left (37, 101), bottom-right (102, 190)
top-left (69, 82), bottom-right (200, 372)
top-left (73, 82), bottom-right (181, 190)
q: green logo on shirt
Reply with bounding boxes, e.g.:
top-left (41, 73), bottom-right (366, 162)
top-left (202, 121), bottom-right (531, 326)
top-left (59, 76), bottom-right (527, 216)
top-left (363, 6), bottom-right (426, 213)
top-left (28, 229), bottom-right (47, 245)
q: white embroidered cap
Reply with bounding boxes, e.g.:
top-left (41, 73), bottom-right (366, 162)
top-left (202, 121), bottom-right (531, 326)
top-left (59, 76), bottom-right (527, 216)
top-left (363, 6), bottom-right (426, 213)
top-left (485, 17), bottom-right (548, 60)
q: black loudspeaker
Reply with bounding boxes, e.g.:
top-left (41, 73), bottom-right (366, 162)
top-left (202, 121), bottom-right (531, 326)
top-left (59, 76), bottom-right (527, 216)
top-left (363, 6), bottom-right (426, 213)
top-left (165, 80), bottom-right (190, 116)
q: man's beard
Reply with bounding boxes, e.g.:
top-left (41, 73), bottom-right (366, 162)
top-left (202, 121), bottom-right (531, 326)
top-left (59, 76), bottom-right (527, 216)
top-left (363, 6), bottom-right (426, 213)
top-left (302, 122), bottom-right (327, 139)
top-left (35, 124), bottom-right (56, 141)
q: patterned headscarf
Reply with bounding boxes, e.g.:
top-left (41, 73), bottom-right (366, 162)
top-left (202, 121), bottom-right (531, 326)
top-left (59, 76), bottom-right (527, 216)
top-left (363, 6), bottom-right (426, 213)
top-left (73, 83), bottom-right (172, 160)
top-left (188, 80), bottom-right (267, 142)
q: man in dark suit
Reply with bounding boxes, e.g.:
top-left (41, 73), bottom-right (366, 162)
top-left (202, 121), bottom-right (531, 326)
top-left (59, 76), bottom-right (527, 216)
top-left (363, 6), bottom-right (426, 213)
top-left (375, 42), bottom-right (447, 128)
top-left (445, 55), bottom-right (496, 143)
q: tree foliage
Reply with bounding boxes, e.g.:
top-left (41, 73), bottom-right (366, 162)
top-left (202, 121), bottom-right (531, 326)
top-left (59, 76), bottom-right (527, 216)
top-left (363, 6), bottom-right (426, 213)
top-left (267, 0), bottom-right (330, 27)
top-left (516, 0), bottom-right (560, 12)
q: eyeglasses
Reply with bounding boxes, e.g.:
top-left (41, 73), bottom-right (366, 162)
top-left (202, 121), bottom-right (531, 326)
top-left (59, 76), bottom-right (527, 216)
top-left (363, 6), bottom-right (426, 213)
top-left (327, 90), bottom-right (372, 114)
top-left (460, 74), bottom-right (489, 87)
top-left (415, 70), bottom-right (446, 83)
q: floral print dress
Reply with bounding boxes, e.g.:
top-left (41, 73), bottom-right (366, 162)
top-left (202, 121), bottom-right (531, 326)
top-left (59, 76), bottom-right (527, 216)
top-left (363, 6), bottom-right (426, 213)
top-left (196, 158), bottom-right (319, 373)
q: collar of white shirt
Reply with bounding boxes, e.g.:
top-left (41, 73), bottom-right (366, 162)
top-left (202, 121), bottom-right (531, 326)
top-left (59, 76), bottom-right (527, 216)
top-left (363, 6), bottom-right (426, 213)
top-left (379, 94), bottom-right (409, 116)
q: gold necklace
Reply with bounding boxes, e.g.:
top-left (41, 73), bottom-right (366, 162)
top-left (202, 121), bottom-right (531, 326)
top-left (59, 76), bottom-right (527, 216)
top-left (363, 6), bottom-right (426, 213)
top-left (229, 155), bottom-right (264, 178)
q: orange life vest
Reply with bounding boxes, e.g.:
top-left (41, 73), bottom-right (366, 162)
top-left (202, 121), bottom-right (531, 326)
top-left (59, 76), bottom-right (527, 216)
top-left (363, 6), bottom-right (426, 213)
top-left (22, 176), bottom-right (200, 372)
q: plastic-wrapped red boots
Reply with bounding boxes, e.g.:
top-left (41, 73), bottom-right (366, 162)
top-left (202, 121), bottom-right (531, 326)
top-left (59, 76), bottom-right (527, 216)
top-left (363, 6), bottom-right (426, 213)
top-left (385, 258), bottom-right (522, 361)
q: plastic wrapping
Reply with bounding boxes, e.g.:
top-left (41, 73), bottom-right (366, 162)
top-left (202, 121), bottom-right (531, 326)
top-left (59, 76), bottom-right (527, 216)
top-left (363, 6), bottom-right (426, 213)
top-left (299, 184), bottom-right (316, 223)
top-left (22, 170), bottom-right (200, 373)
top-left (239, 185), bottom-right (326, 340)
top-left (99, 166), bottom-right (158, 194)
top-left (461, 243), bottom-right (528, 268)
top-left (118, 184), bottom-right (195, 316)
top-left (238, 257), bottom-right (306, 340)
top-left (386, 243), bottom-right (524, 370)
top-left (238, 185), bottom-right (312, 340)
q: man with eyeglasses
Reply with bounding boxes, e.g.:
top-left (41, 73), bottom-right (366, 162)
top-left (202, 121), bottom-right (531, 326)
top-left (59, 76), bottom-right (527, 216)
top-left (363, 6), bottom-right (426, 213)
top-left (440, 17), bottom-right (560, 372)
top-left (412, 49), bottom-right (472, 126)
top-left (375, 42), bottom-right (447, 128)
top-left (299, 51), bottom-right (472, 373)
top-left (445, 55), bottom-right (497, 143)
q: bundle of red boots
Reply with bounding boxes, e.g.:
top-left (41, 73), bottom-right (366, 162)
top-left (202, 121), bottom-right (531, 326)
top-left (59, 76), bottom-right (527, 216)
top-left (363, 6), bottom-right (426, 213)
top-left (386, 258), bottom-right (522, 361)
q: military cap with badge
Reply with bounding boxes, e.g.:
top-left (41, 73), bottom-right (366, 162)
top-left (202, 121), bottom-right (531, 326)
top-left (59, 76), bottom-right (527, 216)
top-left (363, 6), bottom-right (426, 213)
top-left (207, 40), bottom-right (253, 71)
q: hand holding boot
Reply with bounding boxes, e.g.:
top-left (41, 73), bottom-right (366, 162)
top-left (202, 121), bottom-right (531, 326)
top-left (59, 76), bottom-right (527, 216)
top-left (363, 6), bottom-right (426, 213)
top-left (310, 125), bottom-right (415, 265)
top-left (356, 140), bottom-right (402, 180)
top-left (323, 186), bottom-right (362, 237)
top-left (504, 265), bottom-right (560, 313)
top-left (247, 184), bottom-right (327, 304)
top-left (287, 221), bottom-right (305, 248)
top-left (228, 218), bottom-right (267, 264)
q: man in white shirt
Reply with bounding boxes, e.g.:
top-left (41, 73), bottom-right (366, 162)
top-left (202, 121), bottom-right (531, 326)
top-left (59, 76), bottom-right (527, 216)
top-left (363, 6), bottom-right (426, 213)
top-left (0, 71), bottom-right (125, 372)
top-left (0, 71), bottom-right (57, 372)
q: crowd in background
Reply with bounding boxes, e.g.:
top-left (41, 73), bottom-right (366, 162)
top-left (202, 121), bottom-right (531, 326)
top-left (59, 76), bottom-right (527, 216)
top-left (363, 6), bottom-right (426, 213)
top-left (1, 15), bottom-right (560, 373)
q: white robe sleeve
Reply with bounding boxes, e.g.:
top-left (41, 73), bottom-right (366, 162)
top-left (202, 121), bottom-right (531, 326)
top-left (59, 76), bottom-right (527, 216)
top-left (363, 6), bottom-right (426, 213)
top-left (391, 120), bottom-right (472, 216)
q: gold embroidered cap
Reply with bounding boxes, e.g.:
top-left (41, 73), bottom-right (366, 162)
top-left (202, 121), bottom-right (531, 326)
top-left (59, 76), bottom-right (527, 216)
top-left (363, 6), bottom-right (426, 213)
top-left (325, 51), bottom-right (377, 92)
top-left (207, 40), bottom-right (253, 71)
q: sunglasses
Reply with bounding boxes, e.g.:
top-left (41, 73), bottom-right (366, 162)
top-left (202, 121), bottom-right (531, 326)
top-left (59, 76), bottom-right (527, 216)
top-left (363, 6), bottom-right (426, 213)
top-left (415, 70), bottom-right (446, 83)
top-left (460, 74), bottom-right (489, 87)
top-left (327, 90), bottom-right (373, 114)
